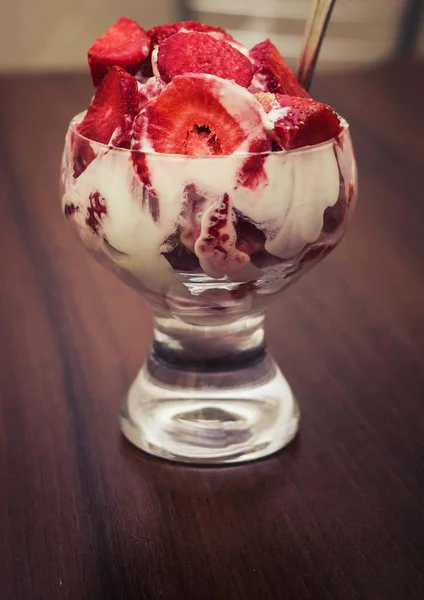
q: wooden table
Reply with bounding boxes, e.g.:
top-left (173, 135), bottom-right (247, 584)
top-left (1, 60), bottom-right (423, 600)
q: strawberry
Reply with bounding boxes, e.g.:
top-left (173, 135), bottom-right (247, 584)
top-left (253, 92), bottom-right (275, 112)
top-left (147, 20), bottom-right (234, 48)
top-left (138, 74), bottom-right (269, 156)
top-left (250, 39), bottom-right (308, 98)
top-left (157, 32), bottom-right (253, 88)
top-left (142, 21), bottom-right (238, 82)
top-left (256, 93), bottom-right (342, 150)
top-left (77, 66), bottom-right (139, 146)
top-left (88, 17), bottom-right (150, 87)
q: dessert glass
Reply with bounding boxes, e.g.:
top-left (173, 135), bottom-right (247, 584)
top-left (60, 113), bottom-right (357, 464)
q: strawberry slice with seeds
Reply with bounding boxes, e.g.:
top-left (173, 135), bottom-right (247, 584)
top-left (88, 17), bottom-right (150, 87)
top-left (157, 32), bottom-right (253, 88)
top-left (142, 21), bottom-right (236, 81)
top-left (139, 74), bottom-right (268, 156)
top-left (147, 20), bottom-right (234, 48)
top-left (256, 93), bottom-right (342, 150)
top-left (250, 39), bottom-right (308, 98)
top-left (77, 66), bottom-right (140, 146)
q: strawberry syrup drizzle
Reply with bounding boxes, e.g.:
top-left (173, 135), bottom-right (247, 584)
top-left (201, 194), bottom-right (232, 251)
top-left (86, 191), bottom-right (107, 234)
top-left (195, 194), bottom-right (250, 277)
top-left (131, 149), bottom-right (152, 187)
top-left (237, 138), bottom-right (269, 189)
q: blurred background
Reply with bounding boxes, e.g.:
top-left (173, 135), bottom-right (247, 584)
top-left (0, 0), bottom-right (423, 73)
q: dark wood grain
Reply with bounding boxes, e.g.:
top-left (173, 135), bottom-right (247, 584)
top-left (1, 61), bottom-right (424, 600)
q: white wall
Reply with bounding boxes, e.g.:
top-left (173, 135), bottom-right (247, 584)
top-left (0, 0), bottom-right (422, 72)
top-left (192, 0), bottom-right (407, 68)
top-left (0, 0), bottom-right (176, 71)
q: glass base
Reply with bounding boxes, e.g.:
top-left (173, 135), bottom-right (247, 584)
top-left (120, 353), bottom-right (300, 465)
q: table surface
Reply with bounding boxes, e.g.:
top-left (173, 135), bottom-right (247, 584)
top-left (1, 60), bottom-right (424, 600)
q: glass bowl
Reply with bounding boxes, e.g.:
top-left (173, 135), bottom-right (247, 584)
top-left (60, 113), bottom-right (357, 464)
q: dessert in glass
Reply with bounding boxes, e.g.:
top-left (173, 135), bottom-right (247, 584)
top-left (60, 18), bottom-right (357, 464)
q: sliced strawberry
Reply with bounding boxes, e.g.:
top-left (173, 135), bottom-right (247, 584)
top-left (256, 93), bottom-right (342, 150)
top-left (253, 92), bottom-right (275, 112)
top-left (77, 66), bottom-right (139, 146)
top-left (140, 74), bottom-right (268, 156)
top-left (142, 21), bottom-right (236, 82)
top-left (88, 17), bottom-right (150, 87)
top-left (157, 32), bottom-right (253, 88)
top-left (250, 39), bottom-right (308, 98)
top-left (147, 20), bottom-right (234, 48)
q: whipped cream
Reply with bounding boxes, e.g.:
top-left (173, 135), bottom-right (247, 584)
top-left (151, 46), bottom-right (160, 78)
top-left (232, 143), bottom-right (340, 259)
top-left (62, 111), bottom-right (353, 295)
top-left (249, 72), bottom-right (270, 93)
top-left (62, 131), bottom-right (179, 293)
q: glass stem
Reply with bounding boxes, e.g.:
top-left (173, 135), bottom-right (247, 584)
top-left (152, 314), bottom-right (267, 371)
top-left (121, 312), bottom-right (299, 463)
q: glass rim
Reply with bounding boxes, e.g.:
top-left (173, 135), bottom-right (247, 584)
top-left (69, 111), bottom-right (350, 159)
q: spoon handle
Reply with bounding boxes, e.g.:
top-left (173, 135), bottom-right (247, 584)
top-left (296, 0), bottom-right (337, 91)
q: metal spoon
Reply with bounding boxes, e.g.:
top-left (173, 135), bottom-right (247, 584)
top-left (296, 0), bottom-right (337, 91)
